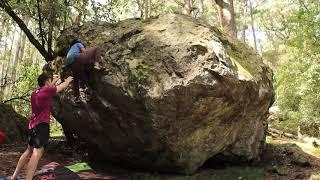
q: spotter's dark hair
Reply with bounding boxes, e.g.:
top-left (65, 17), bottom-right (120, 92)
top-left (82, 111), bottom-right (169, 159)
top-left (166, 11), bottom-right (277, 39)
top-left (37, 73), bottom-right (50, 87)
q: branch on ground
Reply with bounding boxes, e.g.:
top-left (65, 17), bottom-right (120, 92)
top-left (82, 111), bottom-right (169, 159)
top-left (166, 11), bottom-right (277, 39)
top-left (2, 93), bottom-right (30, 104)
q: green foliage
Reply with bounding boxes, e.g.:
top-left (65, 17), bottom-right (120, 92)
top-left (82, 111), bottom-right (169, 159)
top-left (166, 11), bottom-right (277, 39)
top-left (9, 0), bottom-right (70, 33)
top-left (203, 166), bottom-right (266, 180)
top-left (8, 64), bottom-right (42, 117)
top-left (140, 174), bottom-right (161, 180)
top-left (50, 119), bottom-right (64, 137)
top-left (312, 147), bottom-right (320, 155)
top-left (274, 3), bottom-right (320, 136)
top-left (127, 61), bottom-right (151, 97)
top-left (286, 3), bottom-right (320, 55)
top-left (110, 0), bottom-right (133, 21)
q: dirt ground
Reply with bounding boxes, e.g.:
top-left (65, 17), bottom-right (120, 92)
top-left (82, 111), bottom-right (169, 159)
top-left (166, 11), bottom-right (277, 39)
top-left (0, 139), bottom-right (84, 177)
top-left (1, 137), bottom-right (320, 180)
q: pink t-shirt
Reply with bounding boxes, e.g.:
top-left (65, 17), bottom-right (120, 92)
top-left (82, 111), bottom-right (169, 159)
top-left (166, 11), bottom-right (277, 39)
top-left (28, 86), bottom-right (57, 129)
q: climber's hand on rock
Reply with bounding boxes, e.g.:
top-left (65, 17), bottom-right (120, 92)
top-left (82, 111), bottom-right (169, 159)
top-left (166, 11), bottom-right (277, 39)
top-left (51, 74), bottom-right (60, 85)
top-left (57, 76), bottom-right (74, 93)
top-left (65, 76), bottom-right (73, 83)
top-left (53, 74), bottom-right (59, 81)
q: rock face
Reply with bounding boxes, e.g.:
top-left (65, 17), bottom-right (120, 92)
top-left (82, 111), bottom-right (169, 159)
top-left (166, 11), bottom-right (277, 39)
top-left (0, 104), bottom-right (27, 143)
top-left (51, 14), bottom-right (274, 174)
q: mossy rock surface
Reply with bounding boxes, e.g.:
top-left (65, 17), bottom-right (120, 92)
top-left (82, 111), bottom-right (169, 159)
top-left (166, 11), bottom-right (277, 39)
top-left (0, 104), bottom-right (27, 144)
top-left (51, 14), bottom-right (274, 174)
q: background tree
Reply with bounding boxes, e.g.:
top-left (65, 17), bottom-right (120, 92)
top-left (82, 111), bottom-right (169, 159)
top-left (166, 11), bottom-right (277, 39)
top-left (214, 0), bottom-right (237, 37)
top-left (274, 1), bottom-right (320, 136)
top-left (0, 0), bottom-right (53, 61)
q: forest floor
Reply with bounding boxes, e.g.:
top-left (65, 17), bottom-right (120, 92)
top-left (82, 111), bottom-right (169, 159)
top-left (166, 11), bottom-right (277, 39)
top-left (1, 136), bottom-right (320, 180)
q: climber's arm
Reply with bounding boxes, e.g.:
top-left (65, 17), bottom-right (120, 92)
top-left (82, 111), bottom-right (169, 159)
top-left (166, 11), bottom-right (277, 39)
top-left (51, 74), bottom-right (59, 85)
top-left (56, 76), bottom-right (73, 93)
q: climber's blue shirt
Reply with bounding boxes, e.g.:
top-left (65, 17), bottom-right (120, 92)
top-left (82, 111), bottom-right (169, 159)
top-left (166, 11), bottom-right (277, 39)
top-left (66, 43), bottom-right (84, 64)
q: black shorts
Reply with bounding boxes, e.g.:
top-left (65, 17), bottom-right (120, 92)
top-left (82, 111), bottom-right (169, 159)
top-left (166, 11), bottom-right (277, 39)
top-left (28, 123), bottom-right (49, 149)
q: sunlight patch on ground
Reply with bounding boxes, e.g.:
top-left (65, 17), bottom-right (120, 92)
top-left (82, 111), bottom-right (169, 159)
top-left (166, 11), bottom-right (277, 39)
top-left (268, 136), bottom-right (320, 157)
top-left (266, 136), bottom-right (320, 179)
top-left (267, 136), bottom-right (320, 158)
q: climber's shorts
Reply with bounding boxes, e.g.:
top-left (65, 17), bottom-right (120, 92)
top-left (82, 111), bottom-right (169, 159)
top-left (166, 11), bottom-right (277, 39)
top-left (28, 123), bottom-right (49, 149)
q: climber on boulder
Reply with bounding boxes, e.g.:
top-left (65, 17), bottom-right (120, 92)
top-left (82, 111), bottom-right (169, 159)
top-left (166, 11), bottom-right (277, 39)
top-left (66, 39), bottom-right (103, 102)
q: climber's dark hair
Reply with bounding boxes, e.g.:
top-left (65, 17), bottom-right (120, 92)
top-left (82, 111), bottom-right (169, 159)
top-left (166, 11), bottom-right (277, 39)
top-left (70, 39), bottom-right (82, 47)
top-left (38, 73), bottom-right (50, 87)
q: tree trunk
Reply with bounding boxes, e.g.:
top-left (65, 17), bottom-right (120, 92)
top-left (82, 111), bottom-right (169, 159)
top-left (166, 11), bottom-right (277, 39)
top-left (137, 0), bottom-right (144, 18)
top-left (0, 0), bottom-right (52, 61)
top-left (2, 19), bottom-right (9, 59)
top-left (297, 126), bottom-right (302, 141)
top-left (6, 27), bottom-right (15, 76)
top-left (249, 0), bottom-right (257, 50)
top-left (136, 0), bottom-right (152, 19)
top-left (63, 1), bottom-right (68, 30)
top-left (241, 0), bottom-right (247, 43)
top-left (242, 26), bottom-right (246, 43)
top-left (144, 0), bottom-right (151, 19)
top-left (18, 19), bottom-right (28, 65)
top-left (1, 25), bottom-right (10, 88)
top-left (11, 29), bottom-right (23, 87)
top-left (3, 28), bottom-right (15, 93)
top-left (0, 17), bottom-right (6, 42)
top-left (19, 31), bottom-right (27, 64)
top-left (0, 62), bottom-right (7, 88)
top-left (16, 30), bottom-right (27, 79)
top-left (175, 0), bottom-right (193, 16)
top-left (47, 1), bottom-right (54, 57)
top-left (182, 0), bottom-right (192, 15)
top-left (36, 0), bottom-right (45, 46)
top-left (144, 0), bottom-right (149, 19)
top-left (74, 0), bottom-right (88, 25)
top-left (148, 0), bottom-right (152, 18)
top-left (214, 0), bottom-right (237, 38)
top-left (0, 63), bottom-right (7, 91)
top-left (198, 0), bottom-right (204, 17)
top-left (0, 62), bottom-right (3, 86)
top-left (75, 12), bottom-right (82, 26)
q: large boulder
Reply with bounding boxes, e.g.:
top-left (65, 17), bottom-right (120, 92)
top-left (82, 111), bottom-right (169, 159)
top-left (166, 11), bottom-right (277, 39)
top-left (0, 103), bottom-right (27, 144)
top-left (50, 14), bottom-right (274, 174)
